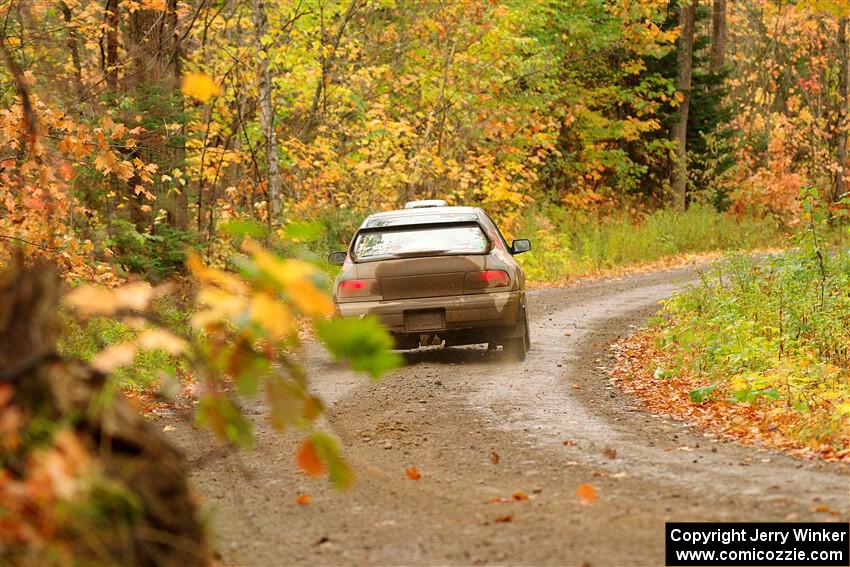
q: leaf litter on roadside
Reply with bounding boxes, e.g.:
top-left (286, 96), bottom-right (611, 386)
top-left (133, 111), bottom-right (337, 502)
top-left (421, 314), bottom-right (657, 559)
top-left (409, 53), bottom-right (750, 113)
top-left (609, 328), bottom-right (850, 461)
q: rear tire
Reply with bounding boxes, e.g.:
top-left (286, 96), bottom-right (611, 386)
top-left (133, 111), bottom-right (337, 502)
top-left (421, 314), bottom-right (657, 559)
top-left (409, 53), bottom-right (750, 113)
top-left (503, 306), bottom-right (530, 361)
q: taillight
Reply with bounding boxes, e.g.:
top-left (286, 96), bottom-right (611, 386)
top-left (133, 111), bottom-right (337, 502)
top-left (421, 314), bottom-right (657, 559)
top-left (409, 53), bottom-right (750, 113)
top-left (337, 278), bottom-right (381, 300)
top-left (465, 270), bottom-right (510, 290)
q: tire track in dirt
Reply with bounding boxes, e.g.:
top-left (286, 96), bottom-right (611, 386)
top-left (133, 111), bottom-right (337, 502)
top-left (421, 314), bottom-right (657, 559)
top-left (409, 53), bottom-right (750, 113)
top-left (163, 266), bottom-right (849, 566)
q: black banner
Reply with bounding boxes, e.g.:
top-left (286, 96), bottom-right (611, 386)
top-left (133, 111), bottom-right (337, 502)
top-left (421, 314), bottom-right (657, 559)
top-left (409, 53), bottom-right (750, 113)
top-left (666, 522), bottom-right (849, 566)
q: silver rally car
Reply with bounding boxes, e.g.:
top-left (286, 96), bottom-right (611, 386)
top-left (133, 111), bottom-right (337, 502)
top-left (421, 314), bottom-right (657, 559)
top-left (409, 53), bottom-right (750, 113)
top-left (328, 201), bottom-right (531, 359)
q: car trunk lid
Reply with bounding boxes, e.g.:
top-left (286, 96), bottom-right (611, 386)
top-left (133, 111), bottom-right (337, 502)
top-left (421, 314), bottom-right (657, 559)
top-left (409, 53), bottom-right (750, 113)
top-left (358, 256), bottom-right (487, 300)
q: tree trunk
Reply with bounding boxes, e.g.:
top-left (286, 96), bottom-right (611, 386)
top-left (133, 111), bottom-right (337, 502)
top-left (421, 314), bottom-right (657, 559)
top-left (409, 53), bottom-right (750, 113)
top-left (166, 0), bottom-right (188, 230)
top-left (104, 0), bottom-right (119, 91)
top-left (834, 17), bottom-right (849, 207)
top-left (126, 0), bottom-right (188, 230)
top-left (253, 0), bottom-right (283, 220)
top-left (710, 0), bottom-right (726, 73)
top-left (670, 0), bottom-right (696, 211)
top-left (60, 2), bottom-right (83, 99)
top-left (0, 259), bottom-right (208, 566)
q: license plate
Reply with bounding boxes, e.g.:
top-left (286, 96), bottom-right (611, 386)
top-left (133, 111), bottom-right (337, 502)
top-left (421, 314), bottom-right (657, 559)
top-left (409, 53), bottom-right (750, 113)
top-left (405, 309), bottom-right (446, 332)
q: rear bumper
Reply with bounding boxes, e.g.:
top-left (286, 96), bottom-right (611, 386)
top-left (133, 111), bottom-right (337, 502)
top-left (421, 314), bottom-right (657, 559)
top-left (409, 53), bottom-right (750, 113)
top-left (335, 290), bottom-right (522, 334)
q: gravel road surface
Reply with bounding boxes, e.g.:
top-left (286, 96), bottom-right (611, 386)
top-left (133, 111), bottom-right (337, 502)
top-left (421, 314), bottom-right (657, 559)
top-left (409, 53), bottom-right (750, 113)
top-left (164, 266), bottom-right (849, 566)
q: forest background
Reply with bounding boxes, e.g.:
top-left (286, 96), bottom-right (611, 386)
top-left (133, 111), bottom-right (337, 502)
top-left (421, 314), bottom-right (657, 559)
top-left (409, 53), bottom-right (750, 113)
top-left (3, 0), bottom-right (850, 283)
top-left (2, 0), bottom-right (850, 563)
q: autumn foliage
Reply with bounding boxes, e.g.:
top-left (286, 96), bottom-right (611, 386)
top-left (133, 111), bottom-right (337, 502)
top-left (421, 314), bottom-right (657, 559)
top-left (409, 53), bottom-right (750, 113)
top-left (1, 0), bottom-right (850, 561)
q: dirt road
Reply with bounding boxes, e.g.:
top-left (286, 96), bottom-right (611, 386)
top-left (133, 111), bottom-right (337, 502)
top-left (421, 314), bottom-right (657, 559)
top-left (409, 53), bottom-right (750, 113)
top-left (164, 267), bottom-right (849, 566)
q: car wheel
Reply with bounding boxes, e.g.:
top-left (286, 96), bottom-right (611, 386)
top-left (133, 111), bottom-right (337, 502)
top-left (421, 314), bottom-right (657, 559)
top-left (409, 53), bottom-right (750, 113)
top-left (503, 306), bottom-right (530, 361)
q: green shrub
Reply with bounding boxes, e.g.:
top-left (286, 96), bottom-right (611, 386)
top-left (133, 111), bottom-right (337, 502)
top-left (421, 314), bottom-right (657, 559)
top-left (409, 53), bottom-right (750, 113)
top-left (659, 243), bottom-right (850, 447)
top-left (108, 219), bottom-right (199, 280)
top-left (58, 295), bottom-right (189, 392)
top-left (514, 204), bottom-right (784, 282)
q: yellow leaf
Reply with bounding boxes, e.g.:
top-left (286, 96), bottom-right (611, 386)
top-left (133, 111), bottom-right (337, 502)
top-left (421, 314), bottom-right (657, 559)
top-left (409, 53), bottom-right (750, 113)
top-left (186, 253), bottom-right (247, 293)
top-left (181, 72), bottom-right (221, 103)
top-left (251, 293), bottom-right (294, 339)
top-left (286, 278), bottom-right (334, 317)
top-left (91, 342), bottom-right (138, 373)
top-left (248, 246), bottom-right (333, 316)
top-left (136, 329), bottom-right (186, 355)
top-left (193, 288), bottom-right (247, 328)
top-left (66, 282), bottom-right (157, 317)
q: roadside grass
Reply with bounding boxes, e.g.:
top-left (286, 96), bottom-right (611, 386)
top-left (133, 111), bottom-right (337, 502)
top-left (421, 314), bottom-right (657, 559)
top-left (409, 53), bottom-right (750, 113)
top-left (612, 247), bottom-right (850, 459)
top-left (515, 204), bottom-right (785, 284)
top-left (58, 295), bottom-right (190, 398)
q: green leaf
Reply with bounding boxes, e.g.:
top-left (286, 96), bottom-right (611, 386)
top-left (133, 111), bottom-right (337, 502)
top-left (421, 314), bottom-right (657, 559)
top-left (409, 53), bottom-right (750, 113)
top-left (310, 431), bottom-right (354, 489)
top-left (728, 388), bottom-right (754, 403)
top-left (281, 221), bottom-right (324, 242)
top-left (316, 316), bottom-right (402, 379)
top-left (653, 366), bottom-right (673, 380)
top-left (196, 396), bottom-right (253, 448)
top-left (233, 348), bottom-right (270, 396)
top-left (757, 387), bottom-right (780, 400)
top-left (689, 383), bottom-right (716, 404)
top-left (220, 219), bottom-right (269, 239)
top-left (266, 376), bottom-right (307, 431)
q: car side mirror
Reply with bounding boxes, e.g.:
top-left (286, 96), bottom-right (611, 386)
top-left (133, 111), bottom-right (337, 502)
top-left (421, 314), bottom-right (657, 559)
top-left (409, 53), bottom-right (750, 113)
top-left (327, 251), bottom-right (347, 265)
top-left (510, 239), bottom-right (531, 255)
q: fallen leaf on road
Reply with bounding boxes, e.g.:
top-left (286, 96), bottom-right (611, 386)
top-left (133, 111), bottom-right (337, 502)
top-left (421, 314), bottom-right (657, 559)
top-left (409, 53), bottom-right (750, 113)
top-left (571, 383), bottom-right (581, 389)
top-left (512, 491), bottom-right (528, 501)
top-left (611, 472), bottom-right (627, 479)
top-left (602, 447), bottom-right (617, 459)
top-left (296, 440), bottom-right (324, 476)
top-left (490, 451), bottom-right (500, 465)
top-left (494, 514), bottom-right (514, 523)
top-left (162, 424), bottom-right (176, 432)
top-left (488, 497), bottom-right (511, 504)
top-left (592, 470), bottom-right (607, 477)
top-left (811, 505), bottom-right (830, 513)
top-left (576, 483), bottom-right (598, 505)
top-left (405, 466), bottom-right (421, 480)
top-left (296, 494), bottom-right (312, 505)
top-left (565, 460), bottom-right (579, 466)
top-left (562, 439), bottom-right (577, 446)
top-left (678, 446), bottom-right (694, 452)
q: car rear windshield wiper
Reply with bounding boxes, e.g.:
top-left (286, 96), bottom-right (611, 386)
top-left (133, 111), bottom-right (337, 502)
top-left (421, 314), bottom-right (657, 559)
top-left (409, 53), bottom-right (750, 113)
top-left (391, 249), bottom-right (453, 257)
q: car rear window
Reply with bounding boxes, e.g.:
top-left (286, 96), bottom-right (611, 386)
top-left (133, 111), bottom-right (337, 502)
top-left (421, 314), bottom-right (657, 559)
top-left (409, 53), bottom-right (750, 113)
top-left (353, 225), bottom-right (489, 260)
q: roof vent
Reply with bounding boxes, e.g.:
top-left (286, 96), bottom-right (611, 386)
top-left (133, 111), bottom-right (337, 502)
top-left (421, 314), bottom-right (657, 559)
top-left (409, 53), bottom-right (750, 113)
top-left (404, 199), bottom-right (448, 209)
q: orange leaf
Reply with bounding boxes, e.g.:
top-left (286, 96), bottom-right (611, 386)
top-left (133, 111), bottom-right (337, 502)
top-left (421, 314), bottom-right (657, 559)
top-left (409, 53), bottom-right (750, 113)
top-left (576, 483), bottom-right (597, 505)
top-left (405, 466), bottom-right (421, 481)
top-left (490, 451), bottom-right (500, 465)
top-left (494, 514), bottom-right (514, 523)
top-left (512, 491), bottom-right (528, 501)
top-left (295, 494), bottom-right (312, 506)
top-left (296, 440), bottom-right (324, 476)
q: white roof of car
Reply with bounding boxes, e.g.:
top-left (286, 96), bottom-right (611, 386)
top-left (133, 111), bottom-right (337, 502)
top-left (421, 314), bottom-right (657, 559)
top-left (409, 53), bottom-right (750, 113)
top-left (361, 206), bottom-right (483, 229)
